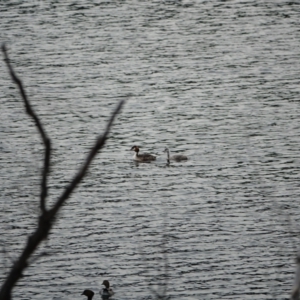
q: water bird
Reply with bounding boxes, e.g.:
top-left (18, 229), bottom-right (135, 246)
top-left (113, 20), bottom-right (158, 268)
top-left (131, 145), bottom-right (156, 162)
top-left (164, 147), bottom-right (188, 163)
top-left (82, 289), bottom-right (94, 300)
top-left (100, 280), bottom-right (114, 299)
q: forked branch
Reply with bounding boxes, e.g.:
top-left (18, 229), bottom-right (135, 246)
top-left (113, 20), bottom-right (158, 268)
top-left (0, 44), bottom-right (125, 300)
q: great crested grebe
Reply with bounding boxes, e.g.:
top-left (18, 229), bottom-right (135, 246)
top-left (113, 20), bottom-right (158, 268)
top-left (131, 145), bottom-right (156, 162)
top-left (82, 289), bottom-right (94, 300)
top-left (164, 147), bottom-right (188, 163)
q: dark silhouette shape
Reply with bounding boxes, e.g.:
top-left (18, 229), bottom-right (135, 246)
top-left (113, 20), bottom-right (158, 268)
top-left (82, 289), bottom-right (94, 300)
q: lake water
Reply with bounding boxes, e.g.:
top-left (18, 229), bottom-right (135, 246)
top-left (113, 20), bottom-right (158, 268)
top-left (1, 1), bottom-right (300, 299)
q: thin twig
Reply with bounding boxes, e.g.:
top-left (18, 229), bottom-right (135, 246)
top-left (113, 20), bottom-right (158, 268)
top-left (2, 44), bottom-right (51, 213)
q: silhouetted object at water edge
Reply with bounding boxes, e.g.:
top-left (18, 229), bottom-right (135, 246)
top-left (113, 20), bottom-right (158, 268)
top-left (82, 289), bottom-right (94, 300)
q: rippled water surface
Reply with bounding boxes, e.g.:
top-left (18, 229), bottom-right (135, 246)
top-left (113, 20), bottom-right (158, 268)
top-left (1, 1), bottom-right (300, 299)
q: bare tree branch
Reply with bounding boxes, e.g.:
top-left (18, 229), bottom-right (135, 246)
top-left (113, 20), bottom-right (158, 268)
top-left (2, 44), bottom-right (50, 213)
top-left (0, 44), bottom-right (125, 300)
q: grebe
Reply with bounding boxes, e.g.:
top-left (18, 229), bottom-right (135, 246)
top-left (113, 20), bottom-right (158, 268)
top-left (100, 280), bottom-right (114, 299)
top-left (131, 145), bottom-right (156, 162)
top-left (82, 289), bottom-right (94, 300)
top-left (164, 147), bottom-right (188, 163)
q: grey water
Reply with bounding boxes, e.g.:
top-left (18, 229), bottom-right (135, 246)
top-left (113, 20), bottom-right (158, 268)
top-left (1, 1), bottom-right (300, 299)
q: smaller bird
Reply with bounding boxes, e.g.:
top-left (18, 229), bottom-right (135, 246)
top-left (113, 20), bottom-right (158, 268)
top-left (164, 147), bottom-right (188, 164)
top-left (82, 289), bottom-right (94, 300)
top-left (131, 145), bottom-right (156, 162)
top-left (100, 280), bottom-right (114, 299)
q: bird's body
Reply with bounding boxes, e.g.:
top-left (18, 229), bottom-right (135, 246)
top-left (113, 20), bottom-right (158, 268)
top-left (131, 145), bottom-right (156, 162)
top-left (164, 147), bottom-right (188, 163)
top-left (100, 280), bottom-right (114, 299)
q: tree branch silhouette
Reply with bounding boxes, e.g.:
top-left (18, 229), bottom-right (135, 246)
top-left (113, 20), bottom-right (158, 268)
top-left (0, 44), bottom-right (125, 300)
top-left (2, 44), bottom-right (50, 213)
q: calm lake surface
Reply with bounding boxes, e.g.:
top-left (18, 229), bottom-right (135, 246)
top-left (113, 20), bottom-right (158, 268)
top-left (1, 1), bottom-right (300, 299)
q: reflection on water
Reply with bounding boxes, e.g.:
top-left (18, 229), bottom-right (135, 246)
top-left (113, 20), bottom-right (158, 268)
top-left (1, 1), bottom-right (300, 299)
